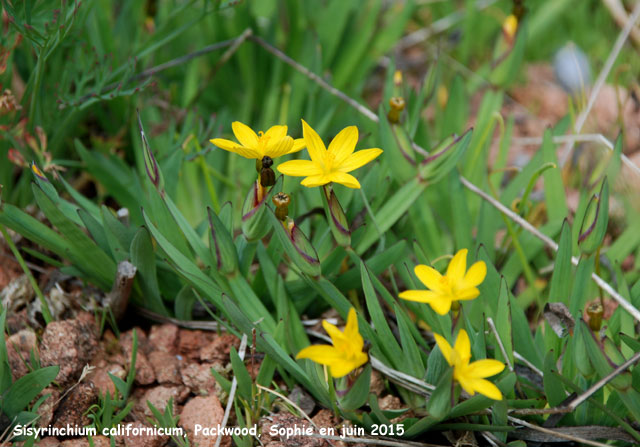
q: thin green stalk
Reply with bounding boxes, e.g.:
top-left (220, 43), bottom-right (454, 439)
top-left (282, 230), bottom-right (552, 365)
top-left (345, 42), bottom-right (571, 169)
top-left (0, 223), bottom-right (52, 323)
top-left (198, 155), bottom-right (220, 213)
top-left (326, 369), bottom-right (340, 418)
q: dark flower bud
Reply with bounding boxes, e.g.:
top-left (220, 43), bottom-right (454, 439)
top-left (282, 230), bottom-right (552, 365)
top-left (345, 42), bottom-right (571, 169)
top-left (260, 167), bottom-right (275, 187)
top-left (587, 301), bottom-right (603, 332)
top-left (272, 192), bottom-right (290, 222)
top-left (261, 156), bottom-right (273, 168)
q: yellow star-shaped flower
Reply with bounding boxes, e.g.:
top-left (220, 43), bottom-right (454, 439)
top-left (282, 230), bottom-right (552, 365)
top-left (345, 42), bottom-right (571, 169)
top-left (296, 308), bottom-right (368, 378)
top-left (277, 120), bottom-right (382, 189)
top-left (434, 329), bottom-right (505, 400)
top-left (210, 121), bottom-right (305, 160)
top-left (399, 249), bottom-right (486, 315)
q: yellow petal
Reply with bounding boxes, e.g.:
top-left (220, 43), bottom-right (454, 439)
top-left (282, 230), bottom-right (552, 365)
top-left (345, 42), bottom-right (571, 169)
top-left (460, 261), bottom-right (487, 289)
top-left (414, 265), bottom-right (444, 292)
top-left (329, 171), bottom-right (361, 189)
top-left (453, 329), bottom-right (471, 364)
top-left (291, 138), bottom-right (306, 153)
top-left (265, 136), bottom-right (294, 158)
top-left (301, 119), bottom-right (327, 166)
top-left (296, 345), bottom-right (342, 364)
top-left (344, 308), bottom-right (359, 340)
top-left (344, 308), bottom-right (365, 354)
top-left (466, 359), bottom-right (505, 378)
top-left (399, 290), bottom-right (439, 303)
top-left (429, 296), bottom-right (453, 315)
top-left (446, 249), bottom-right (468, 283)
top-left (454, 286), bottom-right (480, 301)
top-left (300, 175), bottom-right (331, 187)
top-left (210, 139), bottom-right (261, 159)
top-left (433, 333), bottom-right (455, 367)
top-left (322, 319), bottom-right (348, 350)
top-left (328, 125), bottom-right (358, 165)
top-left (467, 378), bottom-right (503, 400)
top-left (264, 125), bottom-right (288, 142)
top-left (232, 121), bottom-right (259, 148)
top-left (338, 148), bottom-right (383, 172)
top-left (277, 160), bottom-right (323, 177)
top-left (329, 352), bottom-right (368, 378)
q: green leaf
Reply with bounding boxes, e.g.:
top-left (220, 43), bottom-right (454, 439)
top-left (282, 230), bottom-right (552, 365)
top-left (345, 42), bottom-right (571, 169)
top-left (208, 206), bottom-right (239, 274)
top-left (361, 260), bottom-right (401, 366)
top-left (548, 220), bottom-right (572, 304)
top-left (230, 347), bottom-right (253, 402)
top-left (0, 309), bottom-right (12, 392)
top-left (130, 227), bottom-right (165, 314)
top-left (541, 129), bottom-right (568, 223)
top-left (340, 364), bottom-right (371, 411)
top-left (2, 366), bottom-right (59, 418)
top-left (268, 206), bottom-right (320, 277)
top-left (32, 184), bottom-right (116, 289)
top-left (426, 368), bottom-right (452, 420)
top-left (543, 350), bottom-right (566, 407)
top-left (578, 178), bottom-right (609, 255)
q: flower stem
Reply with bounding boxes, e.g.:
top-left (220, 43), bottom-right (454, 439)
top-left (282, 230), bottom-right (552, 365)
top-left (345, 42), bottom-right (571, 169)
top-left (326, 369), bottom-right (340, 418)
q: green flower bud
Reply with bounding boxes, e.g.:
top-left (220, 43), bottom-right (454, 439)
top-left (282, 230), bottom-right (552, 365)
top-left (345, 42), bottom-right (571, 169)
top-left (321, 185), bottom-right (350, 247)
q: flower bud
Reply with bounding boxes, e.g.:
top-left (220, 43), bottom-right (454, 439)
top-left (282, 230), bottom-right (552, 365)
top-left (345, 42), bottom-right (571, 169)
top-left (137, 111), bottom-right (164, 192)
top-left (586, 301), bottom-right (603, 332)
top-left (259, 156), bottom-right (276, 187)
top-left (272, 192), bottom-right (290, 222)
top-left (502, 14), bottom-right (518, 44)
top-left (321, 185), bottom-right (350, 247)
top-left (387, 97), bottom-right (405, 123)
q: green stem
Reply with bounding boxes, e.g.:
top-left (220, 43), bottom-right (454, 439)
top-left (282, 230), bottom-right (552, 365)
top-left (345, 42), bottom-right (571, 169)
top-left (28, 46), bottom-right (48, 127)
top-left (326, 369), bottom-right (340, 418)
top-left (0, 223), bottom-right (52, 323)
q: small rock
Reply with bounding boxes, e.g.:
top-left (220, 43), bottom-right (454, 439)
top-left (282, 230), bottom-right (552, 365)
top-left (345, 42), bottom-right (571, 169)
top-left (378, 394), bottom-right (403, 411)
top-left (149, 323), bottom-right (179, 354)
top-left (181, 363), bottom-right (218, 396)
top-left (287, 386), bottom-right (315, 415)
top-left (53, 383), bottom-right (97, 429)
top-left (135, 385), bottom-right (188, 418)
top-left (149, 350), bottom-right (181, 384)
top-left (37, 387), bottom-right (61, 428)
top-left (199, 333), bottom-right (239, 363)
top-left (179, 329), bottom-right (212, 361)
top-left (370, 370), bottom-right (385, 395)
top-left (89, 363), bottom-right (126, 396)
top-left (117, 421), bottom-right (169, 447)
top-left (40, 316), bottom-right (98, 386)
top-left (6, 329), bottom-right (37, 381)
top-left (180, 395), bottom-right (225, 447)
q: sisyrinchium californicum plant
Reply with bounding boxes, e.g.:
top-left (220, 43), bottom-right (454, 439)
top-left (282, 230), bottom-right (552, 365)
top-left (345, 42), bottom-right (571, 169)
top-left (1, 0), bottom-right (640, 445)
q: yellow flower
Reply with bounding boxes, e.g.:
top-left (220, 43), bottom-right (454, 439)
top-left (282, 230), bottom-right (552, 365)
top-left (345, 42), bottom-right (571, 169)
top-left (210, 121), bottom-right (305, 160)
top-left (434, 329), bottom-right (505, 400)
top-left (277, 120), bottom-right (382, 189)
top-left (296, 308), bottom-right (368, 378)
top-left (399, 249), bottom-right (486, 315)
